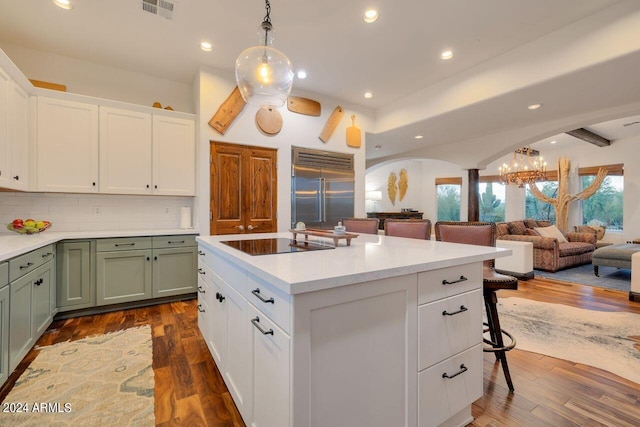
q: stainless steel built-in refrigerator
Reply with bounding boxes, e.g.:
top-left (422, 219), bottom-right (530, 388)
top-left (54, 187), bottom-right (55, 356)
top-left (291, 147), bottom-right (354, 230)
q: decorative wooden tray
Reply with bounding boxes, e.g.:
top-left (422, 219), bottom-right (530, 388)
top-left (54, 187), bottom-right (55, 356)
top-left (289, 228), bottom-right (359, 246)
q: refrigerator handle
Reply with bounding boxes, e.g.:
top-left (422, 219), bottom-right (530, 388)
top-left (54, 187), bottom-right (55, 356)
top-left (321, 178), bottom-right (327, 223)
top-left (318, 178), bottom-right (324, 223)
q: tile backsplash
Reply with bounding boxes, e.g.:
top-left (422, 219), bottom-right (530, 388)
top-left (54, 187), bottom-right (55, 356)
top-left (0, 192), bottom-right (195, 234)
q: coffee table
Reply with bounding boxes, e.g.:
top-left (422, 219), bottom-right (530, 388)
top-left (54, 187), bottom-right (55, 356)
top-left (592, 243), bottom-right (640, 276)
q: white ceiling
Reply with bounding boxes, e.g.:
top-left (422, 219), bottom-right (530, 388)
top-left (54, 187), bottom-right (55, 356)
top-left (1, 0), bottom-right (639, 167)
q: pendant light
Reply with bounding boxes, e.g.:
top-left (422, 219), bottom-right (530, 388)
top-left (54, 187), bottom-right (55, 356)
top-left (235, 0), bottom-right (294, 108)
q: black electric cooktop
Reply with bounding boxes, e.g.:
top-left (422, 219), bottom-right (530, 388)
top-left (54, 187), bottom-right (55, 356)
top-left (221, 238), bottom-right (335, 256)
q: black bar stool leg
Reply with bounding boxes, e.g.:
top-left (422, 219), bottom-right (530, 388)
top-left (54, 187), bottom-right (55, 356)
top-left (483, 289), bottom-right (515, 392)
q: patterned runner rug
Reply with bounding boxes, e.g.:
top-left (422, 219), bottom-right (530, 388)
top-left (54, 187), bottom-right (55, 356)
top-left (1, 326), bottom-right (154, 426)
top-left (495, 297), bottom-right (640, 385)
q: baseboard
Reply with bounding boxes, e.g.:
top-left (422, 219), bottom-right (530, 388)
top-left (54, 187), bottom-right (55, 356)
top-left (495, 269), bottom-right (534, 281)
top-left (629, 291), bottom-right (640, 302)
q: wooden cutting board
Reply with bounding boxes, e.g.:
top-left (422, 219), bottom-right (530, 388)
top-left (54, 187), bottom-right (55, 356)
top-left (288, 96), bottom-right (321, 116)
top-left (208, 86), bottom-right (246, 135)
top-left (346, 114), bottom-right (361, 148)
top-left (256, 107), bottom-right (283, 135)
top-left (319, 106), bottom-right (344, 143)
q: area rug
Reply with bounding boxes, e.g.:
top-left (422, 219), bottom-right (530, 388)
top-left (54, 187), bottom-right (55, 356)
top-left (534, 263), bottom-right (630, 291)
top-left (495, 297), bottom-right (640, 385)
top-left (1, 326), bottom-right (154, 426)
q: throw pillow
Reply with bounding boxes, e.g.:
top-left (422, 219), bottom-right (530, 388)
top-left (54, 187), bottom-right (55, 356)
top-left (536, 220), bottom-right (552, 227)
top-left (534, 225), bottom-right (568, 243)
top-left (496, 223), bottom-right (509, 237)
top-left (525, 228), bottom-right (541, 236)
top-left (523, 219), bottom-right (538, 229)
top-left (507, 221), bottom-right (527, 235)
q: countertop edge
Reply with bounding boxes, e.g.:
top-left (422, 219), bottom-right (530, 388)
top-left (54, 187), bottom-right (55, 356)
top-left (0, 228), bottom-right (200, 263)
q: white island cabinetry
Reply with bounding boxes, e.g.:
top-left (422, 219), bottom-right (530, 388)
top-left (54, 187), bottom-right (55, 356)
top-left (197, 233), bottom-right (509, 427)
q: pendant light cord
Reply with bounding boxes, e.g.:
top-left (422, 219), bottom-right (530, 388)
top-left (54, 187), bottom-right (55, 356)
top-left (262, 0), bottom-right (273, 47)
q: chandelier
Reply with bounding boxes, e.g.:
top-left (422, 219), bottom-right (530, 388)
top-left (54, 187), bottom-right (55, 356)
top-left (235, 0), bottom-right (294, 108)
top-left (498, 147), bottom-right (547, 187)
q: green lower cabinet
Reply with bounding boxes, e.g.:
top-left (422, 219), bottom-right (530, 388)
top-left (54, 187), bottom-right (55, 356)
top-left (96, 249), bottom-right (152, 306)
top-left (152, 247), bottom-right (197, 298)
top-left (33, 261), bottom-right (55, 337)
top-left (57, 241), bottom-right (95, 312)
top-left (0, 284), bottom-right (9, 385)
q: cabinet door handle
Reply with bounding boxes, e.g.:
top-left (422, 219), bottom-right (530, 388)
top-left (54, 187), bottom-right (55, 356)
top-left (215, 292), bottom-right (226, 302)
top-left (252, 288), bottom-right (274, 304)
top-left (13, 175), bottom-right (19, 181)
top-left (146, 256), bottom-right (150, 261)
top-left (251, 317), bottom-right (274, 335)
top-left (442, 276), bottom-right (467, 285)
top-left (198, 250), bottom-right (205, 256)
top-left (442, 305), bottom-right (468, 316)
top-left (92, 182), bottom-right (96, 187)
top-left (198, 286), bottom-right (205, 294)
top-left (115, 243), bottom-right (135, 247)
top-left (197, 304), bottom-right (205, 313)
top-left (197, 268), bottom-right (205, 275)
top-left (154, 256), bottom-right (158, 261)
top-left (34, 278), bottom-right (43, 286)
top-left (442, 364), bottom-right (468, 379)
top-left (168, 240), bottom-right (185, 244)
top-left (20, 262), bottom-right (34, 270)
top-left (146, 184), bottom-right (150, 188)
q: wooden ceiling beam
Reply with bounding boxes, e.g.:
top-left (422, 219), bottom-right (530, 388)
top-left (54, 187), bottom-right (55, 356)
top-left (565, 128), bottom-right (610, 147)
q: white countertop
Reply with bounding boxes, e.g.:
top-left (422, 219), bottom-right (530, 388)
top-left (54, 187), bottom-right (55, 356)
top-left (0, 228), bottom-right (199, 262)
top-left (197, 232), bottom-right (511, 294)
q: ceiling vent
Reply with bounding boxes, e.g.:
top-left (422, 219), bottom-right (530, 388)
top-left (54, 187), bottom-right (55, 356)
top-left (142, 0), bottom-right (175, 20)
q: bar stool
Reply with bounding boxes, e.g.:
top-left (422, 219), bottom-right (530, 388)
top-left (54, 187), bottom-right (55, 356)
top-left (384, 219), bottom-right (432, 240)
top-left (341, 218), bottom-right (380, 235)
top-left (435, 221), bottom-right (517, 392)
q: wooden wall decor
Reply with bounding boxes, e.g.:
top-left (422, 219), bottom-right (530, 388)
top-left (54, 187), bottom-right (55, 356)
top-left (208, 86), bottom-right (246, 135)
top-left (528, 157), bottom-right (607, 232)
top-left (319, 106), bottom-right (344, 143)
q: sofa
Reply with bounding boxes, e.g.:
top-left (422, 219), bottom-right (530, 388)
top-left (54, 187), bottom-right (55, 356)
top-left (495, 219), bottom-right (597, 272)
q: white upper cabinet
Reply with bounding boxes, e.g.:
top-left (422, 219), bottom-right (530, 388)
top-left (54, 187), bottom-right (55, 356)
top-left (99, 106), bottom-right (152, 194)
top-left (0, 67), bottom-right (9, 188)
top-left (8, 81), bottom-right (29, 191)
top-left (36, 97), bottom-right (99, 193)
top-left (152, 115), bottom-right (195, 196)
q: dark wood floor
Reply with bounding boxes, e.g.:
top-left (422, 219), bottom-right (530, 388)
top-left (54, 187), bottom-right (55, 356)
top-left (1, 276), bottom-right (639, 426)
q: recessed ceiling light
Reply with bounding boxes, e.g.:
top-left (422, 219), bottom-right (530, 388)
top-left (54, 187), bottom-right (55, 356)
top-left (296, 70), bottom-right (307, 79)
top-left (374, 145), bottom-right (381, 150)
top-left (52, 0), bottom-right (73, 10)
top-left (528, 103), bottom-right (542, 110)
top-left (440, 50), bottom-right (453, 60)
top-left (363, 9), bottom-right (379, 23)
top-left (364, 92), bottom-right (373, 99)
top-left (414, 135), bottom-right (424, 139)
top-left (200, 42), bottom-right (213, 52)
top-left (549, 140), bottom-right (557, 144)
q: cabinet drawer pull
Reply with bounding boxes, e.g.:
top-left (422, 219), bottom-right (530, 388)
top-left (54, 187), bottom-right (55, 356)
top-left (197, 304), bottom-right (205, 313)
top-left (442, 305), bottom-right (468, 316)
top-left (198, 250), bottom-right (205, 256)
top-left (42, 252), bottom-right (53, 258)
top-left (20, 262), bottom-right (34, 270)
top-left (252, 288), bottom-right (274, 304)
top-left (197, 268), bottom-right (206, 275)
top-left (442, 364), bottom-right (468, 379)
top-left (115, 243), bottom-right (135, 247)
top-left (168, 240), bottom-right (185, 244)
top-left (34, 278), bottom-right (43, 286)
top-left (198, 286), bottom-right (205, 294)
top-left (251, 317), bottom-right (274, 335)
top-left (442, 275), bottom-right (467, 285)
top-left (216, 292), bottom-right (226, 302)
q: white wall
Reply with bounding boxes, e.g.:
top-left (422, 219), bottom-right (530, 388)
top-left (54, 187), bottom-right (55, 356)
top-left (368, 135), bottom-right (640, 242)
top-left (196, 67), bottom-right (375, 234)
top-left (0, 192), bottom-right (194, 234)
top-left (0, 43), bottom-right (194, 113)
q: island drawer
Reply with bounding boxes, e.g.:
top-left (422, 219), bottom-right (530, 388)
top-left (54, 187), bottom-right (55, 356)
top-left (417, 263), bottom-right (482, 305)
top-left (418, 289), bottom-right (482, 370)
top-left (9, 244), bottom-right (55, 282)
top-left (153, 235), bottom-right (197, 248)
top-left (0, 262), bottom-right (7, 286)
top-left (417, 344), bottom-right (482, 427)
top-left (246, 273), bottom-right (291, 334)
top-left (97, 237), bottom-right (151, 252)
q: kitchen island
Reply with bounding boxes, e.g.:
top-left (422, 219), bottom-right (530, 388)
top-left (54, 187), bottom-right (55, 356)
top-left (196, 232), bottom-right (510, 427)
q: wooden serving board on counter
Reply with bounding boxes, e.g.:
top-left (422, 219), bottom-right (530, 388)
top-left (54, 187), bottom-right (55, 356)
top-left (289, 228), bottom-right (359, 246)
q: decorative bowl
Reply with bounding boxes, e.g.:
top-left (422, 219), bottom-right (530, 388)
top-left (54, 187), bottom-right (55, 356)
top-left (7, 220), bottom-right (52, 235)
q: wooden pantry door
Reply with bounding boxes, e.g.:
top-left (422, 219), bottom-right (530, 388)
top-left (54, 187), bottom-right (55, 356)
top-left (210, 142), bottom-right (277, 235)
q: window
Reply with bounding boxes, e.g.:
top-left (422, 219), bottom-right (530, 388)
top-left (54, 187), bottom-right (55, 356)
top-left (525, 181), bottom-right (558, 222)
top-left (478, 177), bottom-right (506, 222)
top-left (580, 164), bottom-right (623, 231)
top-left (436, 177), bottom-right (461, 221)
